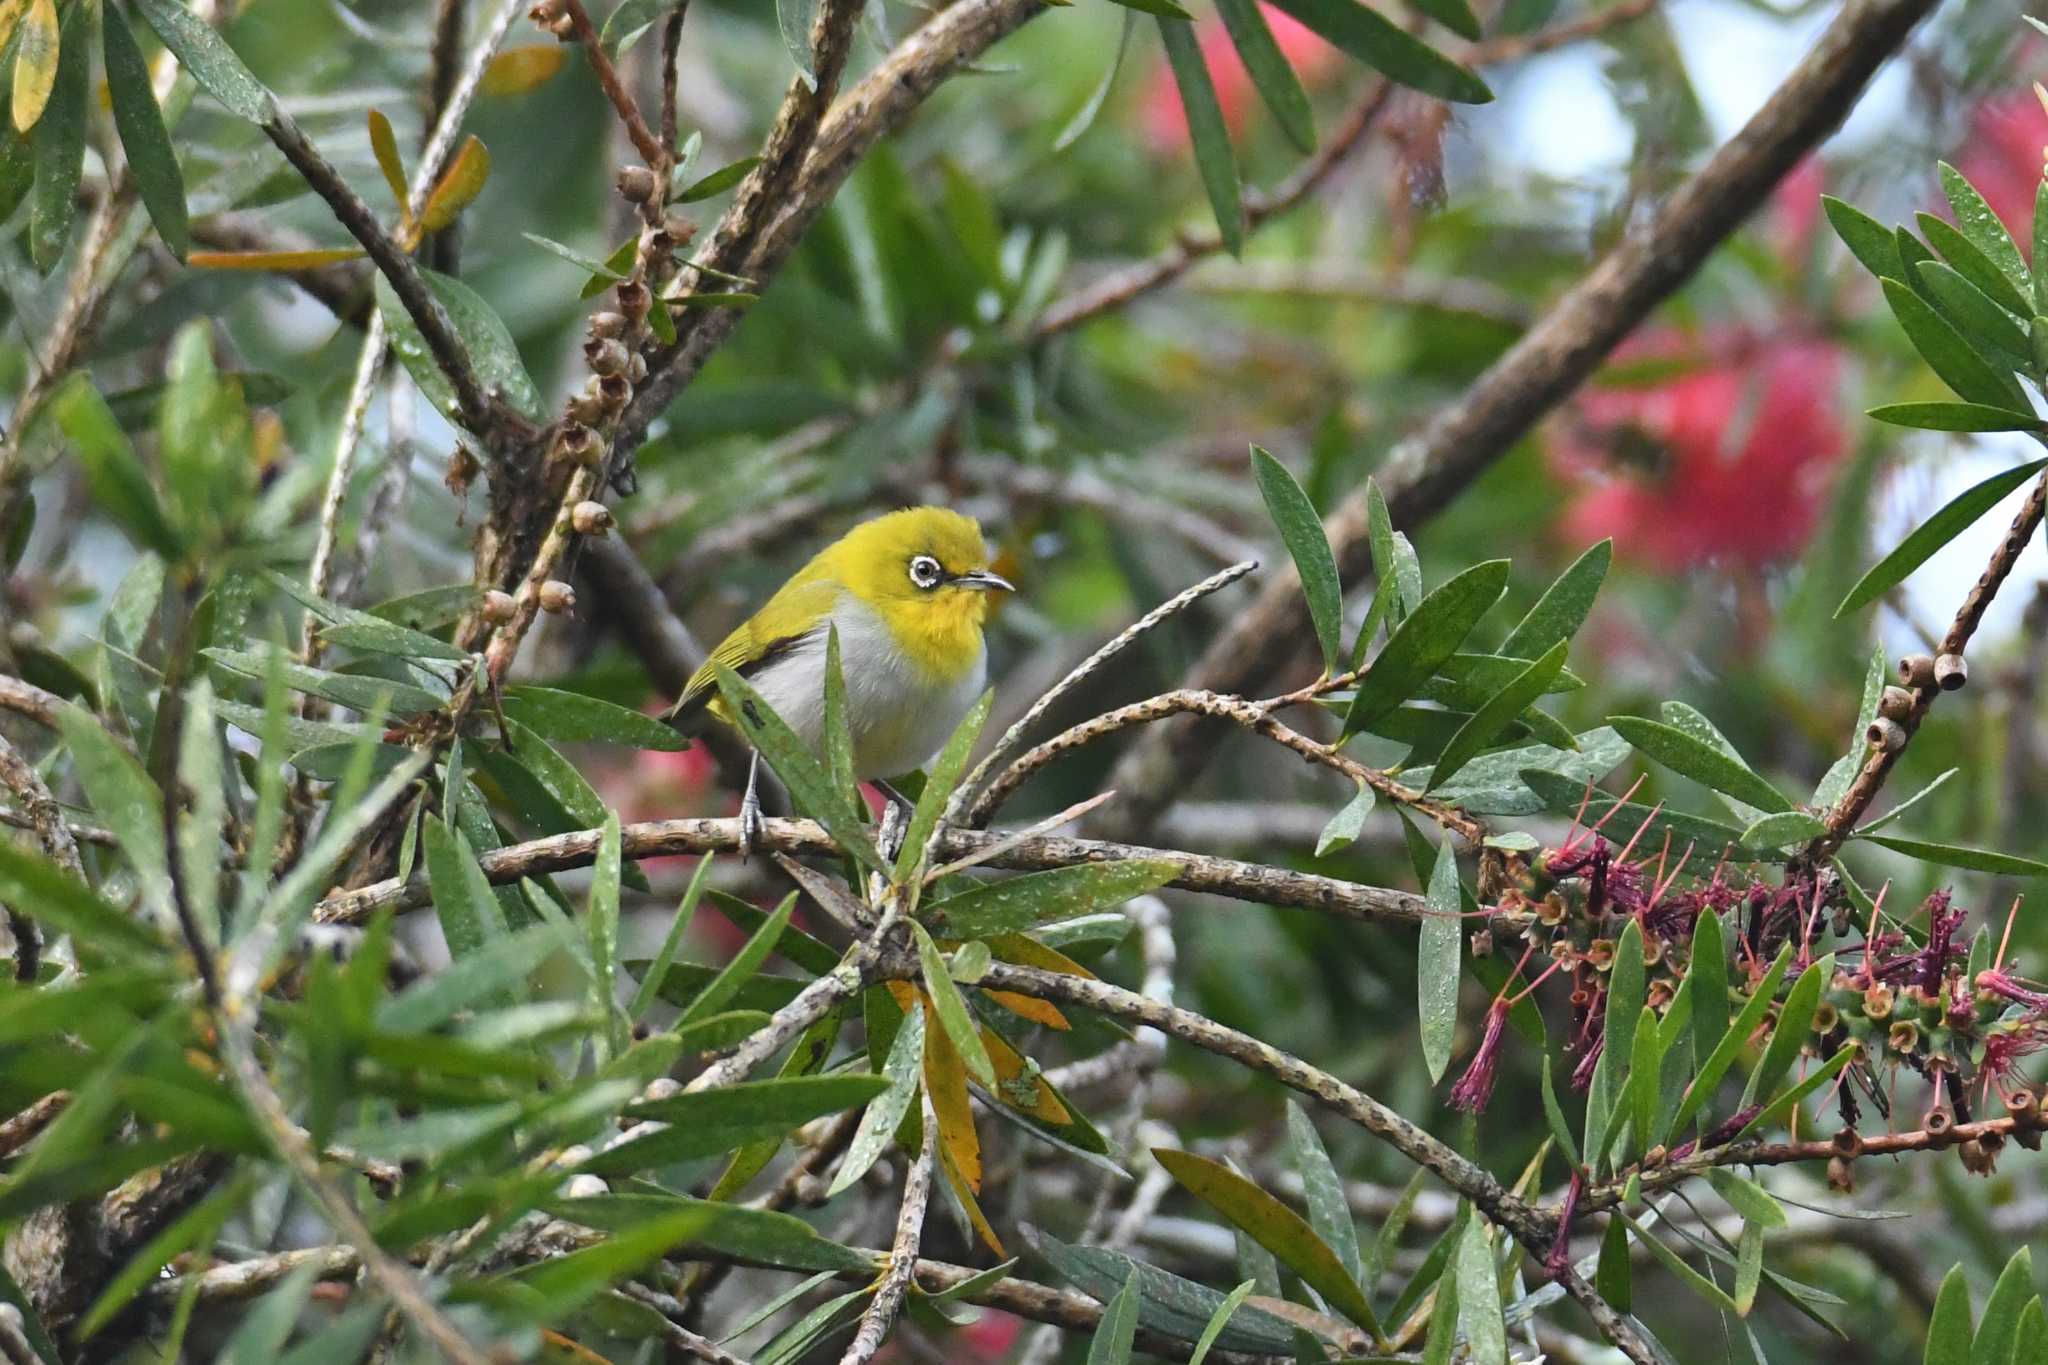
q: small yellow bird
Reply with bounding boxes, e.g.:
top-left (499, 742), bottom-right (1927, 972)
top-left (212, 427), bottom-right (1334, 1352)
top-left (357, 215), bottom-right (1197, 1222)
top-left (667, 506), bottom-right (1014, 851)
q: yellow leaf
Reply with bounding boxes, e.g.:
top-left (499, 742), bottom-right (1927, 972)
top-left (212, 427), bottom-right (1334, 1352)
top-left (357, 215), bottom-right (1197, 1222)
top-left (187, 248), bottom-right (368, 270)
top-left (366, 108), bottom-right (410, 231)
top-left (0, 0), bottom-right (27, 55)
top-left (983, 988), bottom-right (1070, 1032)
top-left (982, 1025), bottom-right (1070, 1124)
top-left (936, 1134), bottom-right (1006, 1258)
top-left (420, 135), bottom-right (489, 232)
top-left (480, 46), bottom-right (567, 97)
top-left (11, 0), bottom-right (58, 134)
top-left (922, 991), bottom-right (981, 1193)
top-left (884, 980), bottom-right (920, 1015)
top-left (986, 932), bottom-right (1097, 981)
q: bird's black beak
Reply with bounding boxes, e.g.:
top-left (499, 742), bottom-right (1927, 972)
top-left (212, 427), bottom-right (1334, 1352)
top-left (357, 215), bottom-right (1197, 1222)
top-left (951, 568), bottom-right (1016, 593)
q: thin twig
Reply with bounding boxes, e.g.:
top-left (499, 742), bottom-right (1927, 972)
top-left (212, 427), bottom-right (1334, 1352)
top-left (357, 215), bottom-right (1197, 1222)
top-left (952, 560), bottom-right (1259, 825)
top-left (0, 1093), bottom-right (69, 1161)
top-left (561, 0), bottom-right (667, 167)
top-left (659, 2), bottom-right (691, 156)
top-left (618, 1283), bottom-right (752, 1363)
top-left (308, 815), bottom-right (1426, 927)
top-left (0, 677), bottom-right (66, 730)
top-left (838, 1097), bottom-right (935, 1364)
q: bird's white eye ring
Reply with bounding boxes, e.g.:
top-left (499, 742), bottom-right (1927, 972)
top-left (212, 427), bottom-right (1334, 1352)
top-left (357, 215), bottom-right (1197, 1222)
top-left (908, 554), bottom-right (944, 589)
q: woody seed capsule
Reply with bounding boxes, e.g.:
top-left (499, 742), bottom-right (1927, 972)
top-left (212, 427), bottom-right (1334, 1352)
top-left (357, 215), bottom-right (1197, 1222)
top-left (588, 311), bottom-right (627, 340)
top-left (585, 338), bottom-right (629, 377)
top-left (1867, 717), bottom-right (1906, 752)
top-left (617, 165), bottom-right (657, 203)
top-left (480, 589), bottom-right (516, 624)
top-left (615, 280), bottom-right (651, 323)
top-left (1933, 653), bottom-right (1968, 691)
top-left (1897, 653), bottom-right (1937, 690)
top-left (571, 501), bottom-right (613, 536)
top-left (627, 352), bottom-right (648, 384)
top-left (663, 212), bottom-right (698, 244)
top-left (567, 381), bottom-right (606, 426)
top-left (537, 581), bottom-right (576, 615)
top-left (1878, 686), bottom-right (1915, 722)
top-left (559, 424), bottom-right (601, 467)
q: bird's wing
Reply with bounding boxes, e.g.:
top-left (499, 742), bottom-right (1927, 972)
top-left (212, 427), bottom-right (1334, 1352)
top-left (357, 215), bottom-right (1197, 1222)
top-left (666, 579), bottom-right (837, 726)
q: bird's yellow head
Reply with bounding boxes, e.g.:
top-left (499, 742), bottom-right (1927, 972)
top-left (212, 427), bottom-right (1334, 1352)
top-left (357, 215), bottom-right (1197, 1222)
top-left (821, 507), bottom-right (1013, 673)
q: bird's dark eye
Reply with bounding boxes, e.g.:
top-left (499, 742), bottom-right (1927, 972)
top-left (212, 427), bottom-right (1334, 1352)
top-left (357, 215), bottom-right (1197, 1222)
top-left (908, 554), bottom-right (944, 589)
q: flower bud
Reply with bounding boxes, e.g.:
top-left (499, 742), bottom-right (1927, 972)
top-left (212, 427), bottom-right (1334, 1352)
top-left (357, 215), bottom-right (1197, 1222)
top-left (1878, 686), bottom-right (1915, 722)
top-left (537, 581), bottom-right (576, 615)
top-left (588, 311), bottom-right (627, 340)
top-left (1867, 717), bottom-right (1906, 752)
top-left (585, 337), bottom-right (629, 377)
top-left (480, 589), bottom-right (516, 624)
top-left (1897, 653), bottom-right (1936, 689)
top-left (1933, 653), bottom-right (1968, 691)
top-left (617, 165), bottom-right (657, 203)
top-left (571, 501), bottom-right (613, 536)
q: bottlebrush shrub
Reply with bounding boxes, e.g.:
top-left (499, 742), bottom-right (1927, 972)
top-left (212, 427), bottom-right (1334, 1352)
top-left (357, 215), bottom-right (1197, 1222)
top-left (5, 4), bottom-right (2048, 1365)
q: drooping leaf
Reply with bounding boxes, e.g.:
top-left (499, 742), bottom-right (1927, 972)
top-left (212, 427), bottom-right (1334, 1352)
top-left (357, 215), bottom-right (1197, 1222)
top-left (1418, 836), bottom-right (1461, 1085)
top-left (829, 1002), bottom-right (924, 1197)
top-left (1036, 1233), bottom-right (1302, 1354)
top-left (374, 269), bottom-right (545, 424)
top-left (1822, 195), bottom-right (1902, 282)
top-left (1213, 0), bottom-right (1314, 151)
top-left (1263, 0), bottom-right (1490, 103)
top-left (1156, 14), bottom-right (1244, 257)
top-left (104, 7), bottom-right (190, 259)
top-left (1836, 458), bottom-right (2048, 616)
top-left (1053, 9), bottom-right (1137, 150)
top-left (1608, 715), bottom-right (1793, 813)
top-left (420, 135), bottom-right (491, 233)
top-left (1315, 782), bottom-right (1375, 856)
top-left (479, 45), bottom-right (567, 95)
top-left (1867, 401), bottom-right (2047, 432)
top-left (676, 892), bottom-right (793, 1028)
top-left (499, 685), bottom-right (688, 750)
top-left (1619, 1212), bottom-right (1740, 1315)
top-left (1285, 1102), bottom-right (1362, 1284)
top-left (912, 921), bottom-right (997, 1089)
top-left (1153, 1147), bottom-right (1382, 1338)
top-left (27, 2), bottom-right (85, 270)
top-left (1452, 1211), bottom-right (1507, 1361)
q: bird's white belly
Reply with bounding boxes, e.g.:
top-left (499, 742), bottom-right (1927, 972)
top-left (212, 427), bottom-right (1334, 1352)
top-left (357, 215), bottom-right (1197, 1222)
top-left (747, 597), bottom-right (986, 781)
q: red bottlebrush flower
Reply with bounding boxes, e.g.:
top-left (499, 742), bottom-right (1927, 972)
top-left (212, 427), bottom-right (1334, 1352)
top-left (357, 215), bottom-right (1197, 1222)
top-left (1448, 999), bottom-right (1510, 1113)
top-left (1951, 88), bottom-right (2045, 252)
top-left (1571, 1031), bottom-right (1605, 1092)
top-left (1551, 328), bottom-right (1848, 572)
top-left (1981, 1024), bottom-right (2048, 1091)
top-left (1140, 5), bottom-right (1339, 154)
top-left (1544, 1170), bottom-right (1583, 1282)
top-left (1977, 968), bottom-right (2048, 1015)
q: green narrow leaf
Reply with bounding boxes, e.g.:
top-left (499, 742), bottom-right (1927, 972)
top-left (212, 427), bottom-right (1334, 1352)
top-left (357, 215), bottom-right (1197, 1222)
top-left (1214, 0), bottom-right (1314, 152)
top-left (27, 0), bottom-right (88, 270)
top-left (1918, 210), bottom-right (2033, 322)
top-left (52, 377), bottom-right (184, 561)
top-left (1620, 1212), bottom-right (1740, 1315)
top-left (1053, 9), bottom-right (1137, 150)
top-left (1867, 401), bottom-right (2047, 432)
top-left (1971, 1247), bottom-right (2033, 1365)
top-left (1156, 15), bottom-right (1244, 257)
top-left (1735, 1044), bottom-right (1856, 1141)
top-left (1315, 782), bottom-right (1375, 856)
top-left (1840, 455), bottom-right (2048, 616)
top-left (1453, 1211), bottom-right (1507, 1361)
top-left (593, 1074), bottom-right (889, 1175)
top-left (1087, 1271), bottom-right (1141, 1365)
top-left (1418, 836), bottom-right (1462, 1084)
top-left (911, 920), bottom-right (997, 1089)
top-left (1926, 1265), bottom-right (1973, 1365)
top-left (1939, 162), bottom-right (2030, 303)
top-left (1500, 539), bottom-right (1610, 659)
top-left (1366, 479), bottom-right (1422, 620)
top-left (58, 704), bottom-right (174, 925)
top-left (1539, 1056), bottom-right (1580, 1168)
top-left (424, 815), bottom-right (506, 970)
top-left (777, 0), bottom-right (818, 89)
top-left (678, 892), bottom-right (794, 1028)
top-left (1188, 1278), bottom-right (1258, 1365)
top-left (134, 0), bottom-right (275, 120)
top-left (175, 679), bottom-right (225, 946)
top-left (1285, 1101), bottom-right (1363, 1284)
top-left (1741, 810), bottom-right (1828, 850)
top-left (1687, 909), bottom-right (1729, 1110)
top-left (1671, 943), bottom-right (1794, 1137)
top-left (374, 269), bottom-right (545, 423)
top-left (1346, 559), bottom-right (1510, 733)
top-left (1913, 259), bottom-right (2031, 362)
top-left (713, 662), bottom-right (883, 872)
top-left (828, 1003), bottom-right (924, 1197)
top-left (822, 626), bottom-right (858, 808)
top-left (1744, 954), bottom-right (1832, 1108)
top-left (378, 922), bottom-right (563, 1032)
top-left (588, 812), bottom-right (625, 1056)
top-left (1251, 446), bottom-right (1344, 672)
top-left (675, 154), bottom-right (762, 203)
top-left (104, 7), bottom-right (190, 260)
top-left (1427, 641), bottom-right (1569, 791)
top-left (1596, 1215), bottom-right (1631, 1313)
top-left (498, 685), bottom-right (690, 750)
top-left (1734, 1221), bottom-right (1764, 1316)
top-left (1608, 715), bottom-right (1793, 813)
top-left (1880, 278), bottom-right (2030, 412)
top-left (1264, 0), bottom-right (1490, 102)
top-left (896, 689), bottom-right (992, 878)
top-left (1860, 833), bottom-right (2048, 878)
top-left (923, 859), bottom-right (1178, 939)
top-left (1823, 195), bottom-right (1902, 281)
top-left (1153, 1147), bottom-right (1384, 1339)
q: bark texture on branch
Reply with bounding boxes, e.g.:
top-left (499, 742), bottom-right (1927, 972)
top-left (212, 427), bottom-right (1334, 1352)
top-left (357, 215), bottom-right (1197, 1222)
top-left (1093, 0), bottom-right (1942, 843)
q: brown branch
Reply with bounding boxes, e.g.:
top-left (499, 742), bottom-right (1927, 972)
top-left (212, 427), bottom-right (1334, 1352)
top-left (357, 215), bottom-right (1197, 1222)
top-left (561, 0), bottom-right (668, 169)
top-left (0, 1093), bottom-right (68, 1161)
top-left (969, 687), bottom-right (1484, 841)
top-left (1803, 471), bottom-right (2048, 862)
top-left (308, 815), bottom-right (1425, 927)
top-left (839, 1098), bottom-right (935, 1365)
top-left (0, 676), bottom-right (65, 730)
top-left (659, 2), bottom-right (690, 157)
top-left (1093, 0), bottom-right (1943, 843)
